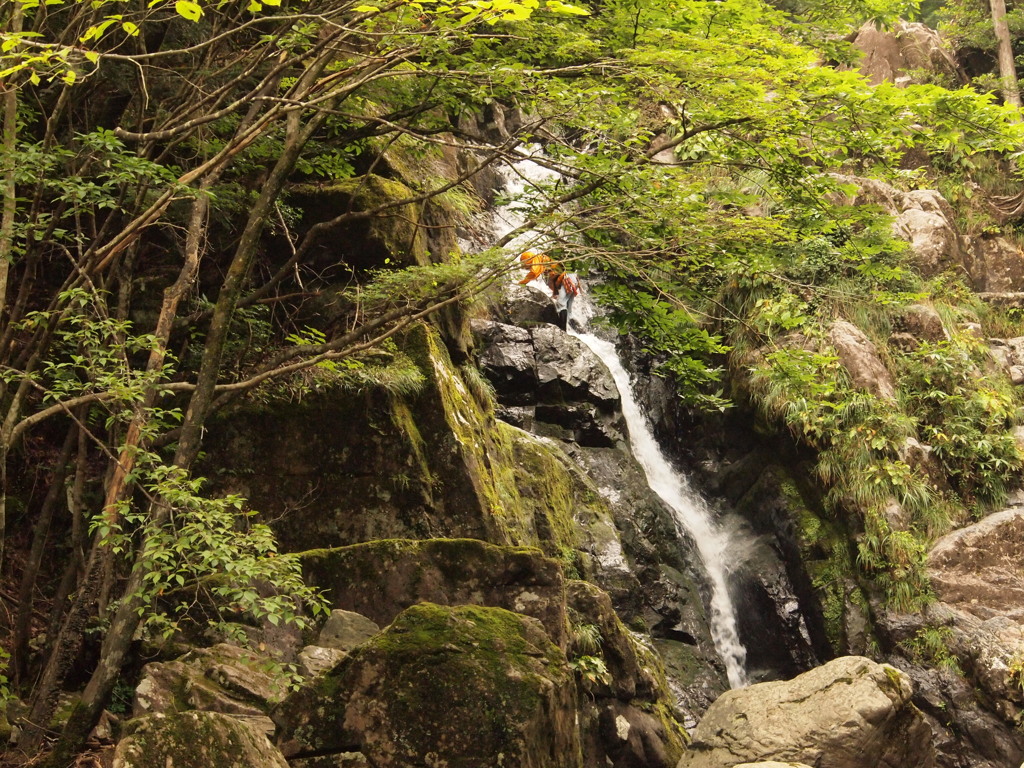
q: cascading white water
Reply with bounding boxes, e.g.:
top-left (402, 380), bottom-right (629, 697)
top-left (572, 328), bottom-right (750, 689)
top-left (477, 152), bottom-right (750, 687)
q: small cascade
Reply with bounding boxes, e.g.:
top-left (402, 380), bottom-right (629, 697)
top-left (572, 327), bottom-right (750, 689)
top-left (459, 149), bottom-right (560, 253)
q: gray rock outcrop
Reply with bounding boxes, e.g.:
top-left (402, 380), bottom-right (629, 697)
top-left (928, 507), bottom-right (1024, 622)
top-left (472, 318), bottom-right (624, 446)
top-left (296, 610), bottom-right (381, 679)
top-left (133, 643), bottom-right (288, 722)
top-left (851, 21), bottom-right (963, 87)
top-left (987, 336), bottom-right (1024, 386)
top-left (830, 320), bottom-right (896, 400)
top-left (827, 175), bottom-right (1024, 291)
top-left (676, 656), bottom-right (935, 768)
top-left (316, 609), bottom-right (380, 651)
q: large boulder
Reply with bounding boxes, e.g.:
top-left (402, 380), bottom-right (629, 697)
top-left (892, 190), bottom-right (972, 276)
top-left (970, 236), bottom-right (1024, 293)
top-left (315, 609), bottom-right (380, 651)
top-left (113, 710), bottom-right (287, 768)
top-left (532, 326), bottom-right (619, 405)
top-left (133, 644), bottom-right (288, 722)
top-left (830, 320), bottom-right (896, 400)
top-left (296, 610), bottom-right (381, 679)
top-left (494, 283), bottom-right (561, 326)
top-left (472, 320), bottom-right (537, 404)
top-left (676, 656), bottom-right (935, 768)
top-left (911, 505), bottom-right (1024, 735)
top-left (274, 603), bottom-right (582, 768)
top-left (928, 506), bottom-right (1024, 622)
top-left (473, 318), bottom-right (625, 447)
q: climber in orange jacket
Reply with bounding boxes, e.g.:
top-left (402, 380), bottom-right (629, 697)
top-left (518, 251), bottom-right (580, 331)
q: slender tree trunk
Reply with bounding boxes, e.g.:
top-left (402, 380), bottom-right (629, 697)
top-left (26, 192), bottom-right (210, 761)
top-left (12, 424), bottom-right (77, 686)
top-left (0, 1), bottom-right (24, 573)
top-left (992, 0), bottom-right (1022, 111)
top-left (45, 422), bottom-right (89, 646)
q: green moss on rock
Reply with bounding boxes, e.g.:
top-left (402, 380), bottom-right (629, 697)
top-left (115, 711), bottom-right (287, 768)
top-left (300, 537), bottom-right (568, 646)
top-left (274, 603), bottom-right (583, 768)
top-left (291, 174), bottom-right (429, 267)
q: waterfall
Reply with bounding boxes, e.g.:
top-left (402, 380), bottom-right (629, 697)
top-left (478, 152), bottom-right (749, 687)
top-left (571, 328), bottom-right (750, 689)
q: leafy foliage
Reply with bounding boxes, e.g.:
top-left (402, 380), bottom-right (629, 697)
top-left (2, 0), bottom-right (1024, 751)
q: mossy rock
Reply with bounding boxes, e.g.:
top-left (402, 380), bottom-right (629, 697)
top-left (566, 581), bottom-right (689, 768)
top-left (300, 537), bottom-right (568, 646)
top-left (133, 643), bottom-right (290, 719)
top-left (274, 603), bottom-right (583, 768)
top-left (114, 710), bottom-right (288, 768)
top-left (203, 322), bottom-right (601, 557)
top-left (290, 174), bottom-right (430, 270)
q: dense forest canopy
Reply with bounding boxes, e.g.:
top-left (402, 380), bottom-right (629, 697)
top-left (3, 0), bottom-right (1024, 762)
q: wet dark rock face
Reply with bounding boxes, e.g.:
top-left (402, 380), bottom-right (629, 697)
top-left (472, 307), bottom-right (733, 719)
top-left (472, 317), bottom-right (625, 447)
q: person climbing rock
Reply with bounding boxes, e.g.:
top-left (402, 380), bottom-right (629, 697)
top-left (518, 251), bottom-right (580, 331)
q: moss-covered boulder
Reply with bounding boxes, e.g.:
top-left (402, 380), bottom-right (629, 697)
top-left (300, 538), bottom-right (568, 646)
top-left (274, 603), bottom-right (582, 768)
top-left (113, 710), bottom-right (288, 768)
top-left (289, 174), bottom-right (430, 272)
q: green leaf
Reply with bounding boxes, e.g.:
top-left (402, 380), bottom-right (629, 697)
top-left (544, 0), bottom-right (589, 14)
top-left (174, 0), bottom-right (203, 21)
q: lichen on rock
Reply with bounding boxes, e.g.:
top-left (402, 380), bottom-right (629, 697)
top-left (113, 710), bottom-right (288, 768)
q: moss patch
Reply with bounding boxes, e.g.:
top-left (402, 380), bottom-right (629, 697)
top-left (116, 711), bottom-right (287, 768)
top-left (299, 537), bottom-right (569, 645)
top-left (291, 174), bottom-right (429, 268)
top-left (276, 603), bottom-right (583, 768)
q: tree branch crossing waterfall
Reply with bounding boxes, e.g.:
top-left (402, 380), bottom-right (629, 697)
top-left (481, 152), bottom-right (749, 687)
top-left (571, 328), bottom-right (750, 689)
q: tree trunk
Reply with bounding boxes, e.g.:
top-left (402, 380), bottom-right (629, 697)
top-left (12, 424), bottom-right (77, 686)
top-left (0, 1), bottom-right (24, 573)
top-left (992, 0), bottom-right (1022, 111)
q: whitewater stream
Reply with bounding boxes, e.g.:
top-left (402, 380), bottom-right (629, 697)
top-left (484, 153), bottom-right (749, 688)
top-left (571, 328), bottom-right (749, 689)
